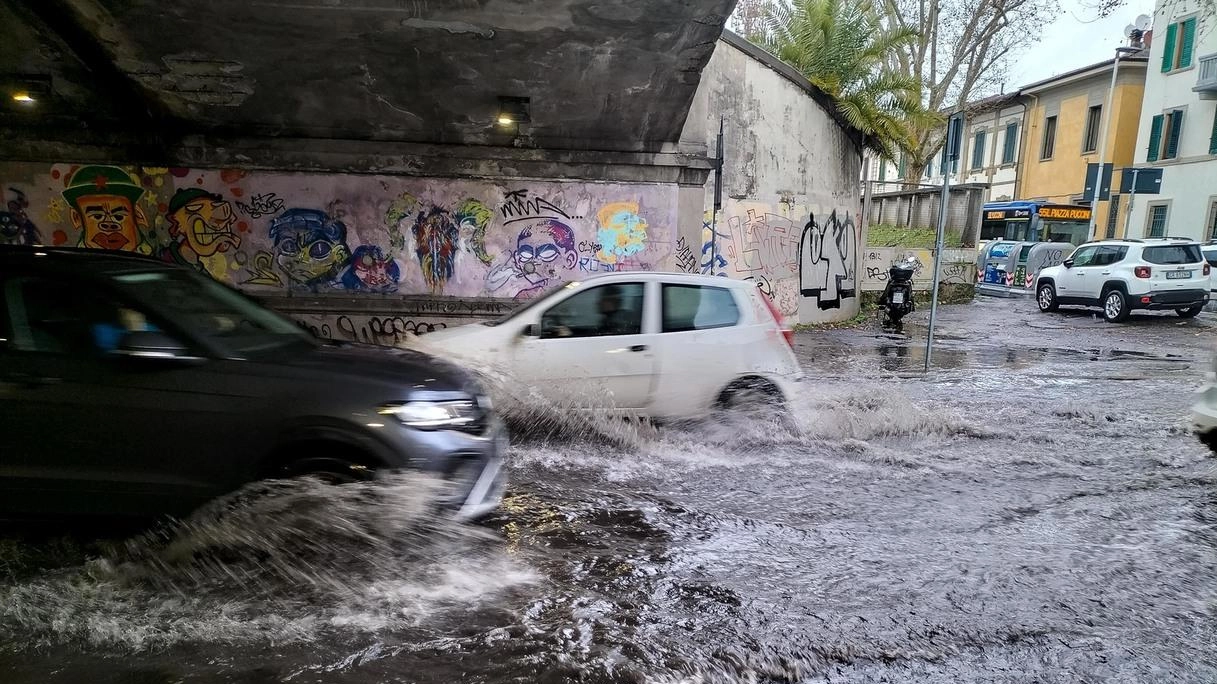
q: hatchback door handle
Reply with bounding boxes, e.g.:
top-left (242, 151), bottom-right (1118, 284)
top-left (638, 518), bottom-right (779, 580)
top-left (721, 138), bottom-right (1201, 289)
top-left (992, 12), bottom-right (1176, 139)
top-left (629, 344), bottom-right (648, 352)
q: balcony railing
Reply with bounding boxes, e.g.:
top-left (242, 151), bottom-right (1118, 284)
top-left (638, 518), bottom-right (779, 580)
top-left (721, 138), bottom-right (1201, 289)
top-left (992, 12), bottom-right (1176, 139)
top-left (1196, 53), bottom-right (1217, 99)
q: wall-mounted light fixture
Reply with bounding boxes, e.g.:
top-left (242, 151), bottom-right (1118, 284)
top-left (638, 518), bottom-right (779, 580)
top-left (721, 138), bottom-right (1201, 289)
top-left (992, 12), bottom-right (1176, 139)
top-left (4, 75), bottom-right (51, 106)
top-left (496, 96), bottom-right (530, 128)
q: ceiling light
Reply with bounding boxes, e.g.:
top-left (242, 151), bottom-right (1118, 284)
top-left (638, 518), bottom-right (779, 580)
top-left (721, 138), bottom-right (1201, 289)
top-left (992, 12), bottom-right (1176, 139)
top-left (496, 96), bottom-right (530, 128)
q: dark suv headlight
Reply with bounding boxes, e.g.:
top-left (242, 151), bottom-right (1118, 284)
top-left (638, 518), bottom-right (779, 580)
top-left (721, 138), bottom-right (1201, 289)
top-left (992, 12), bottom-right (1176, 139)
top-left (378, 399), bottom-right (488, 433)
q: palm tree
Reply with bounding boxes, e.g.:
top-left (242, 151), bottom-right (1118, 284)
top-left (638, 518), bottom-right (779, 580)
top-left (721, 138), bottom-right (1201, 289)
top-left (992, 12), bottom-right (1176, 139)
top-left (762, 0), bottom-right (939, 162)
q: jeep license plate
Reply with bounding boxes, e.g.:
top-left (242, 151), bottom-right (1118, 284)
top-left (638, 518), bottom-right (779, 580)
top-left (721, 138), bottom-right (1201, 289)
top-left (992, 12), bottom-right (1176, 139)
top-left (1167, 270), bottom-right (1191, 279)
top-left (891, 292), bottom-right (905, 304)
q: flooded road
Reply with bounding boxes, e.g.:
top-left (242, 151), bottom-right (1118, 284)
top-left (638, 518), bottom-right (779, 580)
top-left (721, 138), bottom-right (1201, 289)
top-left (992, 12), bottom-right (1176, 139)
top-left (3, 297), bottom-right (1216, 683)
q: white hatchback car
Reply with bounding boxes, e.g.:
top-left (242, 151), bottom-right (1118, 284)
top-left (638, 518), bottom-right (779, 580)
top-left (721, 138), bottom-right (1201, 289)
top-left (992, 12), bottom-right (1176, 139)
top-left (422, 273), bottom-right (802, 420)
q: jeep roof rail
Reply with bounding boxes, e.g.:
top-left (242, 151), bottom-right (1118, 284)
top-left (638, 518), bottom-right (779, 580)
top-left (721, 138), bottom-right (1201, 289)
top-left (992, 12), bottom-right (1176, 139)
top-left (1165, 236), bottom-right (1197, 241)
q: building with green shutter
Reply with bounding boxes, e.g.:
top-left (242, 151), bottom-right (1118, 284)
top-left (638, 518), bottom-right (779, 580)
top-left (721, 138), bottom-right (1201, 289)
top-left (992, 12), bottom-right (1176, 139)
top-left (1125, 0), bottom-right (1217, 240)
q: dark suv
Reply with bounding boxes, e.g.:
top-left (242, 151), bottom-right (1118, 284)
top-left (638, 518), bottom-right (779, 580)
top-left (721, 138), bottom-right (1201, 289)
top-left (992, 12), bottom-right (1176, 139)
top-left (0, 246), bottom-right (506, 520)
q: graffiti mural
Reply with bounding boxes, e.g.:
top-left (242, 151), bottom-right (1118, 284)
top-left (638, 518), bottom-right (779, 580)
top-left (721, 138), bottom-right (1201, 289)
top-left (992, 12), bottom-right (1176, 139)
top-left (798, 210), bottom-right (858, 310)
top-left (270, 208), bottom-right (352, 291)
top-left (486, 218), bottom-right (579, 299)
top-left (0, 188), bottom-right (40, 245)
top-left (342, 245), bottom-right (402, 292)
top-left (161, 188), bottom-right (240, 277)
top-left (61, 165), bottom-right (154, 253)
top-left (861, 247), bottom-right (974, 292)
top-left (0, 163), bottom-right (678, 303)
top-left (595, 201), bottom-right (649, 267)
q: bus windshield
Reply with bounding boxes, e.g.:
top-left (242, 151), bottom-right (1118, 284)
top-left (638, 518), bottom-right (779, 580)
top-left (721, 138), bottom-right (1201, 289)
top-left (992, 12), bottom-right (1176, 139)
top-left (1042, 221), bottom-right (1089, 245)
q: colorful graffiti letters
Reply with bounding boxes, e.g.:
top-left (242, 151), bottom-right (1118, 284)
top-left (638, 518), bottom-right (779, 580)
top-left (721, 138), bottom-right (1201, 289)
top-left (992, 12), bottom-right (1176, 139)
top-left (269, 208), bottom-right (351, 290)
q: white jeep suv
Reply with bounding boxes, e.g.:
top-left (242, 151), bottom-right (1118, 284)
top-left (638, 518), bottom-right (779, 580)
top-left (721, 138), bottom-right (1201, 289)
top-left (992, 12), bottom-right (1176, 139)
top-left (1035, 238), bottom-right (1210, 322)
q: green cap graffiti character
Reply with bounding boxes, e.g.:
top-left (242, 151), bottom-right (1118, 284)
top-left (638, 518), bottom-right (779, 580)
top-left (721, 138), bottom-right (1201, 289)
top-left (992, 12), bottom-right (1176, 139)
top-left (61, 165), bottom-right (150, 252)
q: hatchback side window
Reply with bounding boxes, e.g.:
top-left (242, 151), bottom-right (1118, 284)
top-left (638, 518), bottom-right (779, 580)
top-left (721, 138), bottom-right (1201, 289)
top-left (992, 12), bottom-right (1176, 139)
top-left (1, 275), bottom-right (158, 356)
top-left (662, 284), bottom-right (740, 332)
top-left (539, 283), bottom-right (644, 338)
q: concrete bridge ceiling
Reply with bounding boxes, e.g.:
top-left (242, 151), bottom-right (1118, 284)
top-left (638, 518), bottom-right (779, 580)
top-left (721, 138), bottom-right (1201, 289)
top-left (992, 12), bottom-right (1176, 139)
top-left (0, 0), bottom-right (736, 154)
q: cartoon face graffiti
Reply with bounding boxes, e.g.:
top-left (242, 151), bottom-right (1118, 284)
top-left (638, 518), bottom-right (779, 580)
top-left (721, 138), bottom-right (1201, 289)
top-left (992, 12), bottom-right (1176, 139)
top-left (341, 245), bottom-right (401, 292)
top-left (0, 189), bottom-right (41, 245)
top-left (595, 202), bottom-right (648, 266)
top-left (167, 188), bottom-right (239, 257)
top-left (515, 219), bottom-right (578, 286)
top-left (269, 208), bottom-right (351, 289)
top-left (61, 166), bottom-right (149, 252)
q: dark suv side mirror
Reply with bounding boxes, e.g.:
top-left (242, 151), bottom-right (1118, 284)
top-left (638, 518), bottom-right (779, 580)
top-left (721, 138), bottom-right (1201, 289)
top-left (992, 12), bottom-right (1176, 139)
top-left (113, 331), bottom-right (202, 362)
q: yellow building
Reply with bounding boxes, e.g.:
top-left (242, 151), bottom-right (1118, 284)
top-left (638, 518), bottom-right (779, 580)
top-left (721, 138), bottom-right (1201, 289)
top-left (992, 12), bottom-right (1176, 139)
top-left (1016, 56), bottom-right (1147, 239)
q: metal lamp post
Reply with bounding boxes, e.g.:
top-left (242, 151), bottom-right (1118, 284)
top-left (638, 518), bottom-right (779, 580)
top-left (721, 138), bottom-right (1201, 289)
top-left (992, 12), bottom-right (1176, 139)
top-left (1087, 46), bottom-right (1142, 238)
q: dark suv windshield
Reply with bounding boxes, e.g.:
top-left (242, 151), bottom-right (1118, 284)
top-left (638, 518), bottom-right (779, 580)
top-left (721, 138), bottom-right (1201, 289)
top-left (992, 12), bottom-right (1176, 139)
top-left (110, 269), bottom-right (313, 355)
top-left (1142, 245), bottom-right (1203, 265)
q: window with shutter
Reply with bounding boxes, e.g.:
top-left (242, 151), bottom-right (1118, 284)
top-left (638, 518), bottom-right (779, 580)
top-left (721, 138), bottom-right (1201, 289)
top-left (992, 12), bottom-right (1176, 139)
top-left (1148, 204), bottom-right (1168, 238)
top-left (971, 131), bottom-right (986, 169)
top-left (1147, 114), bottom-right (1164, 162)
top-left (1165, 110), bottom-right (1184, 159)
top-left (1105, 197), bottom-right (1120, 238)
top-left (1209, 108), bottom-right (1217, 156)
top-left (879, 159), bottom-right (887, 181)
top-left (1162, 22), bottom-right (1178, 72)
top-left (1083, 105), bottom-right (1102, 153)
top-left (1002, 123), bottom-right (1018, 164)
top-left (1180, 17), bottom-right (1196, 69)
top-left (1041, 116), bottom-right (1057, 160)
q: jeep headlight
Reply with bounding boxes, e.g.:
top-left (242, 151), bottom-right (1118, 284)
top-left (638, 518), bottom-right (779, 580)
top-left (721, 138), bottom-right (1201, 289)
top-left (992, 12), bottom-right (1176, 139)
top-left (379, 400), bottom-right (479, 429)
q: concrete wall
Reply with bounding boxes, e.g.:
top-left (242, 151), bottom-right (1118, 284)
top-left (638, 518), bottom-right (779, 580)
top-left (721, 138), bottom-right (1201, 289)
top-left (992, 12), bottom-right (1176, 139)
top-left (0, 162), bottom-right (679, 332)
top-left (680, 32), bottom-right (864, 323)
top-left (867, 184), bottom-right (987, 245)
top-left (860, 248), bottom-right (976, 291)
top-left (1125, 0), bottom-right (1217, 241)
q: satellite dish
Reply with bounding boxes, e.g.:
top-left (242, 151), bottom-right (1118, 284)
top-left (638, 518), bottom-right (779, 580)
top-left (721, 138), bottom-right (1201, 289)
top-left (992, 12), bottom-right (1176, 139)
top-left (1124, 23), bottom-right (1137, 37)
top-left (1135, 14), bottom-right (1151, 30)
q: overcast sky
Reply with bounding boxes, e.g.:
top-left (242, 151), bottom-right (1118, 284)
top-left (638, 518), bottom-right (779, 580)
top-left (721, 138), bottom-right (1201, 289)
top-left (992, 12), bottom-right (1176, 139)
top-left (1009, 0), bottom-right (1156, 86)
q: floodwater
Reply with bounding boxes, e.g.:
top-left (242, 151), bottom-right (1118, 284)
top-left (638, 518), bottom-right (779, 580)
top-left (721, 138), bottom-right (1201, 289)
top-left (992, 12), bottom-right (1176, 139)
top-left (3, 297), bottom-right (1217, 683)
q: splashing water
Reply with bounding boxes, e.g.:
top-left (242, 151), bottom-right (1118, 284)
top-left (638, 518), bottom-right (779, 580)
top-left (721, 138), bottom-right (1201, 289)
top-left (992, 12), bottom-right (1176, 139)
top-left (0, 473), bottom-right (536, 652)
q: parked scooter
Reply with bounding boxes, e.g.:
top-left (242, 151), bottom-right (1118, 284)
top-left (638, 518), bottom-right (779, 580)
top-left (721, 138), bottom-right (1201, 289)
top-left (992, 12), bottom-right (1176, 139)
top-left (878, 256), bottom-right (918, 325)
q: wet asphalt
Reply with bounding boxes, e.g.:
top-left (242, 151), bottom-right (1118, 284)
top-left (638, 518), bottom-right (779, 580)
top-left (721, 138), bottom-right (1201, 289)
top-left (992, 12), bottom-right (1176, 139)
top-left (2, 295), bottom-right (1216, 683)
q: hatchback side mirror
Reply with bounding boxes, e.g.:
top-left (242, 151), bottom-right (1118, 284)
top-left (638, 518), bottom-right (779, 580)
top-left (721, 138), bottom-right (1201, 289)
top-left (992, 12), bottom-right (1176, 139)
top-left (520, 323), bottom-right (539, 338)
top-left (113, 330), bottom-right (203, 362)
top-left (1062, 259), bottom-right (1074, 268)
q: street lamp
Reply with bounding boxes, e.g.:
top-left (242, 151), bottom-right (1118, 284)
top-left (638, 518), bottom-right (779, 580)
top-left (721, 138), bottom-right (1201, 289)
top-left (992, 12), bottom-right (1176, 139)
top-left (1087, 46), bottom-right (1142, 238)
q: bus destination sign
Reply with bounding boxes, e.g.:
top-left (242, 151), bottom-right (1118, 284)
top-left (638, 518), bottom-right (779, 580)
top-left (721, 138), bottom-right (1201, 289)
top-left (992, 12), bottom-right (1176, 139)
top-left (1039, 206), bottom-right (1091, 221)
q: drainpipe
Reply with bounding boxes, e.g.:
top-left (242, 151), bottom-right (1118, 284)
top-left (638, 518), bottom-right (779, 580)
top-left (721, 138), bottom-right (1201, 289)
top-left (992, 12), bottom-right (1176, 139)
top-left (1015, 93), bottom-right (1038, 200)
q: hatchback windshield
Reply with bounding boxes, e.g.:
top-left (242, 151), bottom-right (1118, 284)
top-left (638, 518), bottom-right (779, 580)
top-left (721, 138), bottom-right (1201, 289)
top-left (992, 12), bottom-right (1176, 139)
top-left (110, 269), bottom-right (314, 354)
top-left (1142, 244), bottom-right (1203, 265)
